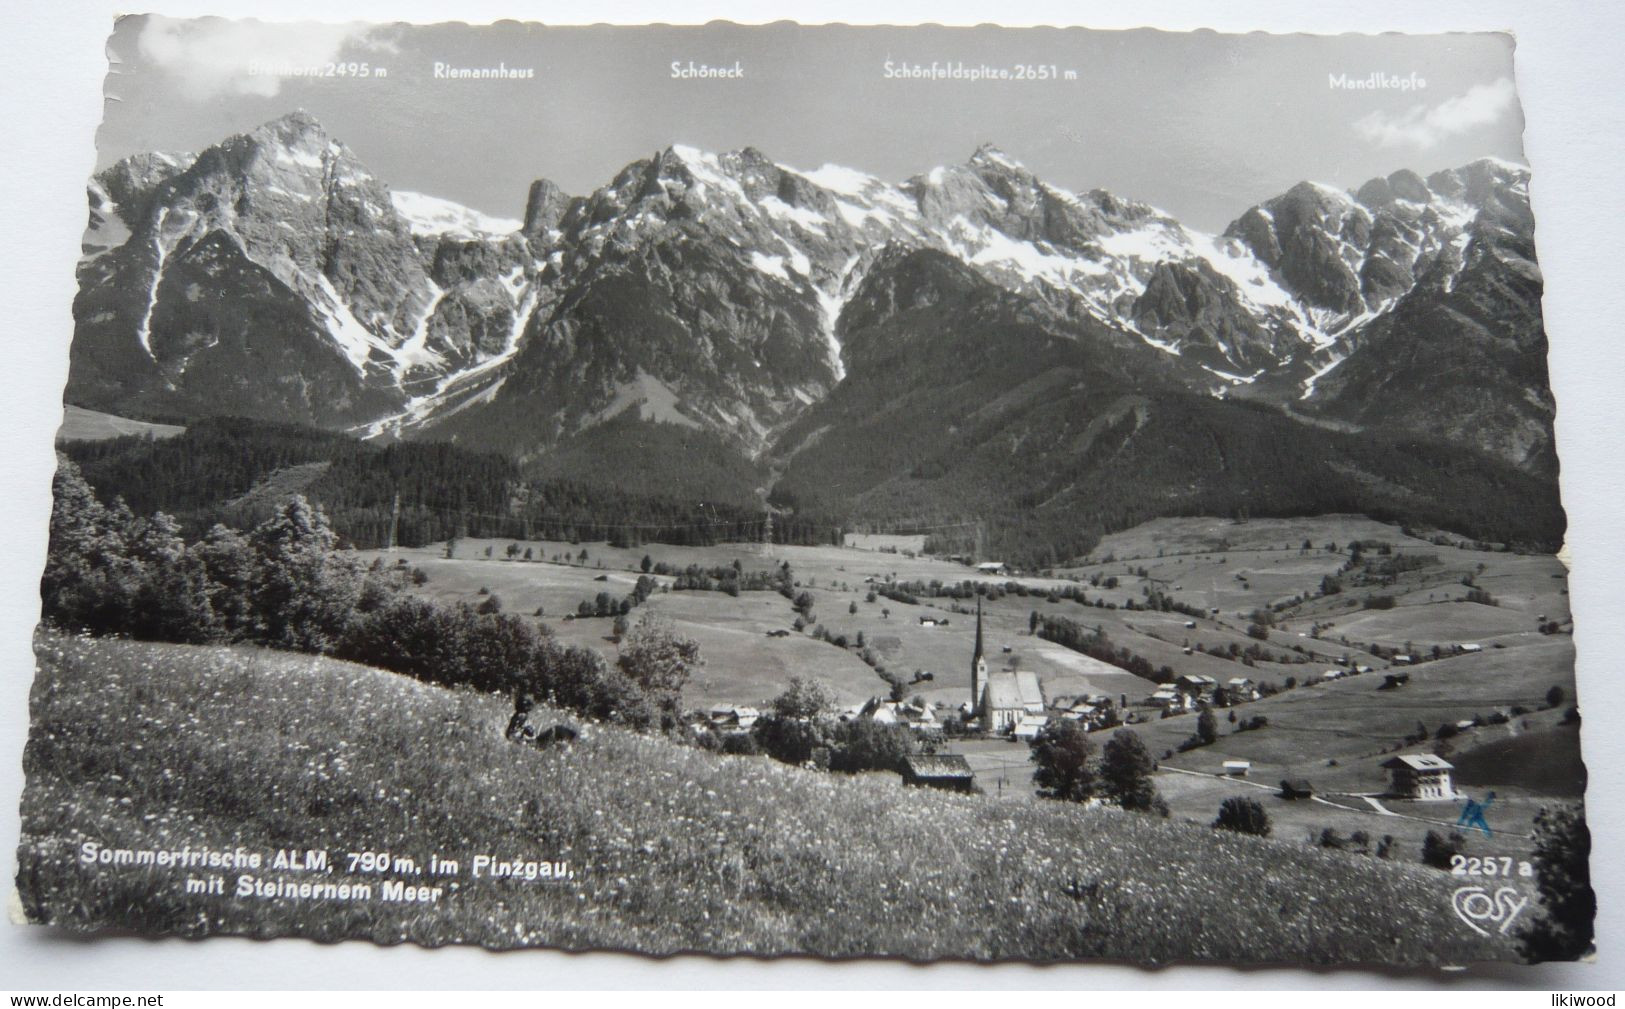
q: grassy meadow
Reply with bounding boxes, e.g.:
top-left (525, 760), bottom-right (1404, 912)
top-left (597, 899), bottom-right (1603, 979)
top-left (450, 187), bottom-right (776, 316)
top-left (17, 631), bottom-right (1526, 965)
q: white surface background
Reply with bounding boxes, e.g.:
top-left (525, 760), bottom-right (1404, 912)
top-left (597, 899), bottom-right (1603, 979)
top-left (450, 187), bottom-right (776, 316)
top-left (0, 0), bottom-right (1621, 991)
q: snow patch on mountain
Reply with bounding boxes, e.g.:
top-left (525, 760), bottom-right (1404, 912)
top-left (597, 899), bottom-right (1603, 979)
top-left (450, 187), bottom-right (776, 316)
top-left (391, 191), bottom-right (521, 239)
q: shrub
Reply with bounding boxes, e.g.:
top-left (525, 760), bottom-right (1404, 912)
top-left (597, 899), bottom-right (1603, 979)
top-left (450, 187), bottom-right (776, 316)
top-left (1421, 830), bottom-right (1466, 870)
top-left (827, 719), bottom-right (918, 774)
top-left (1213, 797), bottom-right (1270, 836)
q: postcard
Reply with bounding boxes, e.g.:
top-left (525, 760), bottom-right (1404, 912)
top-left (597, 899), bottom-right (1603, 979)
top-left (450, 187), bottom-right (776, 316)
top-left (16, 16), bottom-right (1592, 967)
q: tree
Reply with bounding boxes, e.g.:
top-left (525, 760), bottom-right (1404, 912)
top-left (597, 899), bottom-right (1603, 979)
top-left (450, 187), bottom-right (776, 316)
top-left (1098, 729), bottom-right (1165, 814)
top-left (1030, 720), bottom-right (1095, 802)
top-left (247, 496), bottom-right (360, 653)
top-left (1546, 685), bottom-right (1566, 709)
top-left (476, 593), bottom-right (503, 615)
top-left (1197, 707), bottom-right (1218, 746)
top-left (616, 611), bottom-right (701, 718)
top-left (1421, 829), bottom-right (1466, 870)
top-left (849, 600), bottom-right (858, 615)
top-left (769, 676), bottom-right (835, 720)
top-left (1029, 609), bottom-right (1040, 634)
top-left (641, 554), bottom-right (653, 573)
top-left (1213, 797), bottom-right (1270, 836)
top-left (1518, 805), bottom-right (1595, 961)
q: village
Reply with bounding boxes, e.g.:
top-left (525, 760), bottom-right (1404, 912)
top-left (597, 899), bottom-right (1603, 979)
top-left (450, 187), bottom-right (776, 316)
top-left (370, 513), bottom-right (1580, 861)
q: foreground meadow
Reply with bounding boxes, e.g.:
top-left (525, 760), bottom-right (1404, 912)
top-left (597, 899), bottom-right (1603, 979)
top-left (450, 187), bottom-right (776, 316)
top-left (18, 631), bottom-right (1522, 965)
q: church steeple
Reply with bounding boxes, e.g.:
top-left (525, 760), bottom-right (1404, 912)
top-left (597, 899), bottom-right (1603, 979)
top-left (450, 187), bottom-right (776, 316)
top-left (971, 596), bottom-right (988, 710)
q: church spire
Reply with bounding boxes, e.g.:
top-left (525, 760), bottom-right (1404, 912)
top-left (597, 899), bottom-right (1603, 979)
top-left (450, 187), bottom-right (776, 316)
top-left (973, 596), bottom-right (985, 662)
top-left (971, 596), bottom-right (987, 711)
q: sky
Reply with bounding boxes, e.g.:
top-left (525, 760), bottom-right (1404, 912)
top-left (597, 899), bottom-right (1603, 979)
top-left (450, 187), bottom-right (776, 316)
top-left (95, 18), bottom-right (1527, 232)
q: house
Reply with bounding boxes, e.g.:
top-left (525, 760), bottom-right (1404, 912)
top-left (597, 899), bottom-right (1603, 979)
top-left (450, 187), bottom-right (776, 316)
top-left (1381, 753), bottom-right (1456, 800)
top-left (1460, 643), bottom-right (1483, 653)
top-left (975, 561), bottom-right (1007, 575)
top-left (1012, 714), bottom-right (1048, 742)
top-left (1176, 674), bottom-right (1219, 700)
top-left (919, 617), bottom-right (940, 627)
top-left (1222, 760), bottom-right (1251, 778)
top-left (1393, 654), bottom-right (1414, 665)
top-left (1226, 677), bottom-right (1258, 701)
top-left (1184, 620), bottom-right (1198, 629)
top-left (1280, 779), bottom-right (1314, 800)
top-left (1379, 672), bottom-right (1411, 690)
top-left (1321, 669), bottom-right (1343, 682)
top-left (900, 754), bottom-right (977, 793)
top-left (1149, 685), bottom-right (1179, 705)
top-left (858, 696), bottom-right (938, 731)
top-left (707, 706), bottom-right (760, 733)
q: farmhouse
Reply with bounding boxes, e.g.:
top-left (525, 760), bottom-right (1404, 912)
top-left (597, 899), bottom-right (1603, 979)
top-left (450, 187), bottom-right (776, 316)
top-left (1175, 674), bottom-right (1219, 703)
top-left (975, 561), bottom-right (1007, 574)
top-left (1381, 753), bottom-right (1456, 801)
top-left (900, 754), bottom-right (977, 793)
top-left (1226, 677), bottom-right (1258, 701)
top-left (706, 706), bottom-right (761, 732)
top-left (1148, 686), bottom-right (1186, 711)
top-left (1280, 779), bottom-right (1314, 800)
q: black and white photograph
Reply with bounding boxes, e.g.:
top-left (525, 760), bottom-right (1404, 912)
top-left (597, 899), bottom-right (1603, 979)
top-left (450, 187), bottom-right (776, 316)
top-left (8, 12), bottom-right (1604, 976)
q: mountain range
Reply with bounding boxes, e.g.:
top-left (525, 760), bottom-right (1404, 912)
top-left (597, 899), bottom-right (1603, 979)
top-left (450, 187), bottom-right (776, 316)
top-left (68, 111), bottom-right (1560, 558)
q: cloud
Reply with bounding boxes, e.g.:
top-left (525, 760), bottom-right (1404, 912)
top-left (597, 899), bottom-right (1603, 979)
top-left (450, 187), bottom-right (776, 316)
top-left (135, 17), bottom-right (386, 100)
top-left (1353, 77), bottom-right (1518, 149)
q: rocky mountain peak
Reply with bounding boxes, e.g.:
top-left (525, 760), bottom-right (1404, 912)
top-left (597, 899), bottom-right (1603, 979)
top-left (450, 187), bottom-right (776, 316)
top-left (522, 178), bottom-right (572, 237)
top-left (968, 143), bottom-right (1024, 172)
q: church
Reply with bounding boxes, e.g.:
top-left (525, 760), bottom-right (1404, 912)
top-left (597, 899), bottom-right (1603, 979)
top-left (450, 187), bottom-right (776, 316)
top-left (969, 598), bottom-right (1044, 733)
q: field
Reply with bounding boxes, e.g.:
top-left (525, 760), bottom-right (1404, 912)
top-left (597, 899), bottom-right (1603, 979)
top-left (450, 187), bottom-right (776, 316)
top-left (56, 405), bottom-right (185, 442)
top-left (359, 514), bottom-right (1583, 856)
top-left (17, 631), bottom-right (1527, 965)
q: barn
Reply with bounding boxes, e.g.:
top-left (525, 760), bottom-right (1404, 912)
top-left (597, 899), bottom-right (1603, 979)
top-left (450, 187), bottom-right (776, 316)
top-left (900, 754), bottom-right (977, 793)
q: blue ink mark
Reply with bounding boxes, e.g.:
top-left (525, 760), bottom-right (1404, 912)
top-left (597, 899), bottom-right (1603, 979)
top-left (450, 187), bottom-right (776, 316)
top-left (1457, 791), bottom-right (1495, 838)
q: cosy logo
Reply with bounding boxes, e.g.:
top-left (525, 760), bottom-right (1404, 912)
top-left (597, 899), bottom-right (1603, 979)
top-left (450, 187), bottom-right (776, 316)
top-left (1451, 885), bottom-right (1528, 936)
